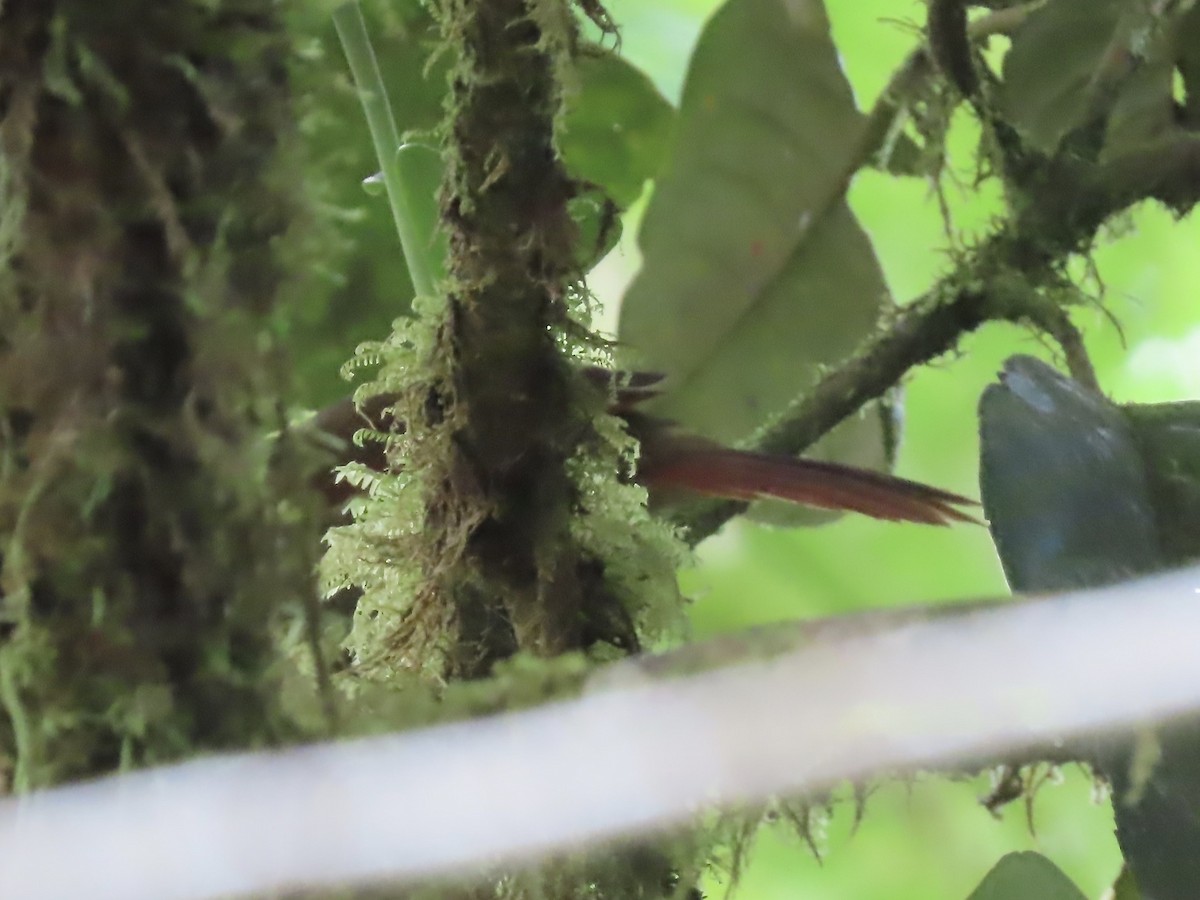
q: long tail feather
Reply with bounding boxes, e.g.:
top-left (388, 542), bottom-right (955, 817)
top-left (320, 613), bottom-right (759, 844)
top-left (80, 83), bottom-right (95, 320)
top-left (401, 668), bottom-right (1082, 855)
top-left (312, 381), bottom-right (982, 527)
top-left (637, 445), bottom-right (981, 526)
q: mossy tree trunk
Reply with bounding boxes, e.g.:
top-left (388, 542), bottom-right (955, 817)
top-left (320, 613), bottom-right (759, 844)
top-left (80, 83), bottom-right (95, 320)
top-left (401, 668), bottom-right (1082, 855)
top-left (0, 0), bottom-right (695, 893)
top-left (0, 0), bottom-right (317, 789)
top-left (431, 0), bottom-right (637, 676)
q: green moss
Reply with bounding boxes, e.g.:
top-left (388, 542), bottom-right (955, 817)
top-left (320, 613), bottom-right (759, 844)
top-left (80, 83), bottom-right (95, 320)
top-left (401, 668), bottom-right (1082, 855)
top-left (320, 309), bottom-right (459, 680)
top-left (566, 409), bottom-right (691, 649)
top-left (0, 0), bottom-right (328, 786)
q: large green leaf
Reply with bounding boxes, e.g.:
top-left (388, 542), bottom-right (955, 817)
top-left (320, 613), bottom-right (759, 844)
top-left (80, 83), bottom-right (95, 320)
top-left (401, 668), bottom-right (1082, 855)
top-left (559, 50), bottom-right (676, 208)
top-left (999, 0), bottom-right (1189, 159)
top-left (966, 852), bottom-right (1087, 900)
top-left (616, 0), bottom-right (891, 522)
top-left (631, 201), bottom-right (884, 442)
top-left (998, 0), bottom-right (1127, 156)
top-left (1102, 50), bottom-right (1176, 160)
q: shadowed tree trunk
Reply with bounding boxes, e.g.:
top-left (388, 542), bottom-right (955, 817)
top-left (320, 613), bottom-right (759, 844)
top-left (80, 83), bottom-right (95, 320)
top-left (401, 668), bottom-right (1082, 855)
top-left (0, 0), bottom-right (317, 789)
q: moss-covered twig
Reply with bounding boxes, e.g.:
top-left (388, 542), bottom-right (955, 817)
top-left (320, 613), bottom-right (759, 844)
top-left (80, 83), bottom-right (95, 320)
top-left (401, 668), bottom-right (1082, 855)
top-left (927, 0), bottom-right (978, 101)
top-left (861, 2), bottom-right (1039, 173)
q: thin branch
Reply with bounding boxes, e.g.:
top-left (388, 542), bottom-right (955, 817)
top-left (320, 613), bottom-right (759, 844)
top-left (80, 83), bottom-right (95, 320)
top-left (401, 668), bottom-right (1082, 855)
top-left (792, 1), bottom-right (1036, 242)
top-left (1024, 302), bottom-right (1098, 390)
top-left (925, 1), bottom-right (1043, 103)
top-left (927, 0), bottom-right (977, 100)
top-left (860, 2), bottom-right (1039, 175)
top-left (2, 565), bottom-right (1199, 900)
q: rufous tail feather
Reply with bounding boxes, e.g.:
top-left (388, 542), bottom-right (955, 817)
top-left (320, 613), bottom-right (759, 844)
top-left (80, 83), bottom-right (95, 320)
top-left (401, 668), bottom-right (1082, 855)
top-left (637, 446), bottom-right (981, 526)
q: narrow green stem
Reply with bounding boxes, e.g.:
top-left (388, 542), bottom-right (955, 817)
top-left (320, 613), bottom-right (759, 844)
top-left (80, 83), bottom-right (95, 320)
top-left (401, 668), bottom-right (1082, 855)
top-left (333, 2), bottom-right (438, 299)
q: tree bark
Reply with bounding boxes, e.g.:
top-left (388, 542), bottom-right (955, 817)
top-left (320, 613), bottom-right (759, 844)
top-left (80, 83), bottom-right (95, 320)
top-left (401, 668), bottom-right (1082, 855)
top-left (0, 0), bottom-right (315, 788)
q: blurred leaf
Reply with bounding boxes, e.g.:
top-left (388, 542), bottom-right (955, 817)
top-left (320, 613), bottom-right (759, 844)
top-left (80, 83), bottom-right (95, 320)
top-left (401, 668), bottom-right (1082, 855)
top-left (1001, 0), bottom-right (1196, 159)
top-left (617, 0), bottom-right (891, 523)
top-left (965, 852), bottom-right (1087, 900)
top-left (1102, 46), bottom-right (1176, 160)
top-left (998, 0), bottom-right (1125, 155)
top-left (979, 355), bottom-right (1161, 591)
top-left (558, 49), bottom-right (672, 271)
top-left (560, 49), bottom-right (676, 208)
top-left (619, 0), bottom-right (871, 435)
top-left (1125, 401), bottom-right (1200, 564)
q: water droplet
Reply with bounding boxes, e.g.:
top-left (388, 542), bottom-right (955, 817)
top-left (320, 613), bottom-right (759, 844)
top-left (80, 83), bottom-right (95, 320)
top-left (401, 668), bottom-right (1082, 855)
top-left (361, 172), bottom-right (385, 196)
